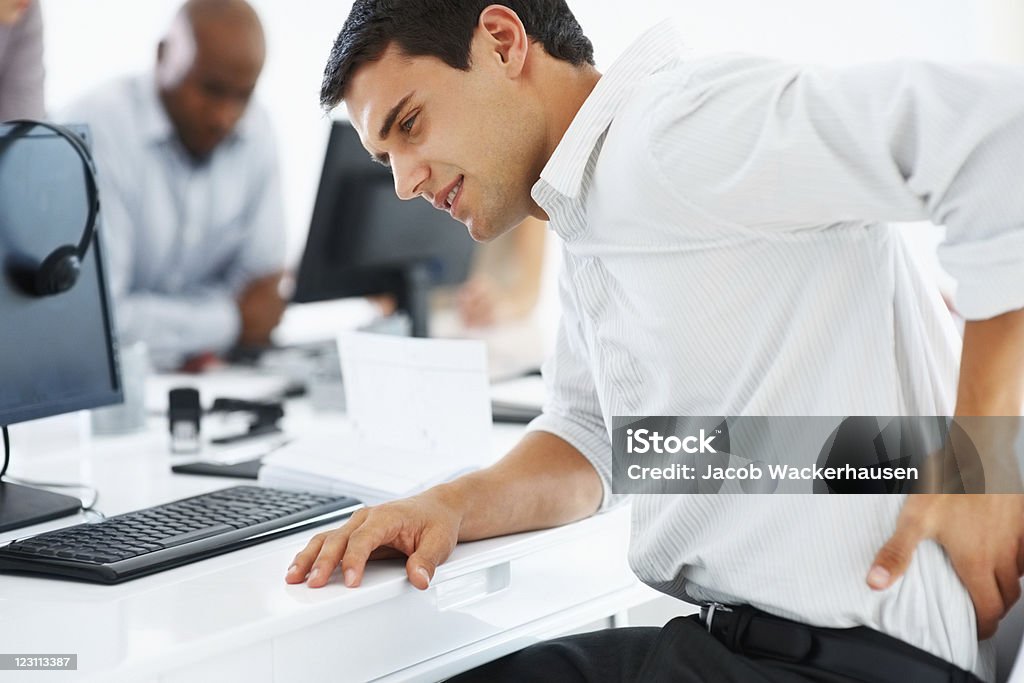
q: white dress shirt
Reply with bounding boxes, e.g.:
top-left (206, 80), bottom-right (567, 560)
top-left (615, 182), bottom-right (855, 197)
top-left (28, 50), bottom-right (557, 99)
top-left (63, 75), bottom-right (286, 369)
top-left (526, 22), bottom-right (1024, 680)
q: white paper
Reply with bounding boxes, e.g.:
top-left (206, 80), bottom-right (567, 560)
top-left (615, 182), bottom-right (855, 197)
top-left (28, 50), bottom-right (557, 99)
top-left (338, 332), bottom-right (492, 465)
top-left (260, 333), bottom-right (492, 504)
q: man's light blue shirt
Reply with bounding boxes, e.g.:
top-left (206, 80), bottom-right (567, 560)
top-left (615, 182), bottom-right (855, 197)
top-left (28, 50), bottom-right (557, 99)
top-left (62, 75), bottom-right (286, 369)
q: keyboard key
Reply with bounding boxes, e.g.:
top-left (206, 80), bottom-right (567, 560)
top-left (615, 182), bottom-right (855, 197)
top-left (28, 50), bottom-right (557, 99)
top-left (157, 525), bottom-right (234, 548)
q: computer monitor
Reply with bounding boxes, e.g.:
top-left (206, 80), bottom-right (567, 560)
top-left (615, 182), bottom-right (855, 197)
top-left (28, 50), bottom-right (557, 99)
top-left (0, 122), bottom-right (122, 533)
top-left (293, 120), bottom-right (477, 337)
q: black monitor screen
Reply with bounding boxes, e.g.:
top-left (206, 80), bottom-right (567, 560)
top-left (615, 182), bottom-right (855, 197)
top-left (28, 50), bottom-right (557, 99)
top-left (294, 120), bottom-right (476, 303)
top-left (0, 124), bottom-right (122, 426)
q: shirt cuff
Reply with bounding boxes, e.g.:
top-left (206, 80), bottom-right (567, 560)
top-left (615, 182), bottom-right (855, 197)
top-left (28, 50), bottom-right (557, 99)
top-left (938, 231), bottom-right (1024, 320)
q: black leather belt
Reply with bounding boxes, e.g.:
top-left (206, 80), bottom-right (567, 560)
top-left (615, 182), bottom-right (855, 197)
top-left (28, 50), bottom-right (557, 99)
top-left (698, 603), bottom-right (982, 683)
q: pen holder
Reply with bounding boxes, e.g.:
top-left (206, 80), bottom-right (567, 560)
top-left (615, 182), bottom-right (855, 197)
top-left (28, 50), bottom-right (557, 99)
top-left (168, 387), bottom-right (202, 454)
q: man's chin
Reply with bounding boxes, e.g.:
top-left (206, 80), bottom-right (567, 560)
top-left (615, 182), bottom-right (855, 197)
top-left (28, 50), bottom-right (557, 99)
top-left (464, 218), bottom-right (491, 243)
top-left (182, 134), bottom-right (226, 160)
top-left (465, 217), bottom-right (516, 244)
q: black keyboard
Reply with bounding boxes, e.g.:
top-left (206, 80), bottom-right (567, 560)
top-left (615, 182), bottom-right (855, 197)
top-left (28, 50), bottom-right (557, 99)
top-left (0, 486), bottom-right (361, 584)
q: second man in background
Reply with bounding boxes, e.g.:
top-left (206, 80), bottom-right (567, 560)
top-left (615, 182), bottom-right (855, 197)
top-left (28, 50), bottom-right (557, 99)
top-left (64, 0), bottom-right (286, 371)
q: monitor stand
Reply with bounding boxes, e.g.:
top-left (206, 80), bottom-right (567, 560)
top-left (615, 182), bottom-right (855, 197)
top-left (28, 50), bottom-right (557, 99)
top-left (393, 261), bottom-right (432, 338)
top-left (0, 482), bottom-right (82, 534)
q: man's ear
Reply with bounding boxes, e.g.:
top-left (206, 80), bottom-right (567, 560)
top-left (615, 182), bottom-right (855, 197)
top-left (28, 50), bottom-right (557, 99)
top-left (476, 4), bottom-right (530, 78)
top-left (155, 41), bottom-right (172, 88)
top-left (156, 11), bottom-right (196, 90)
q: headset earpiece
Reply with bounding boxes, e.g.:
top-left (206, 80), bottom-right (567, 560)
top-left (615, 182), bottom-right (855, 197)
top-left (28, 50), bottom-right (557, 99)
top-left (34, 245), bottom-right (82, 296)
top-left (1, 120), bottom-right (100, 298)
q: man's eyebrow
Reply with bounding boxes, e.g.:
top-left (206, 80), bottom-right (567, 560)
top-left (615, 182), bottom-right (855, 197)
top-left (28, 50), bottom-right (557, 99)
top-left (378, 92), bottom-right (415, 142)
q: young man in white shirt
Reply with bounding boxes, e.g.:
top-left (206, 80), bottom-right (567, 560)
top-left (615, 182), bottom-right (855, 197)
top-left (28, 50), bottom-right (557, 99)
top-left (287, 2), bottom-right (1024, 680)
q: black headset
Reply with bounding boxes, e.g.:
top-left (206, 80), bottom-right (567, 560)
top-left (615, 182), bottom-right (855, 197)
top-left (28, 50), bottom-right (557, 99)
top-left (3, 119), bottom-right (100, 297)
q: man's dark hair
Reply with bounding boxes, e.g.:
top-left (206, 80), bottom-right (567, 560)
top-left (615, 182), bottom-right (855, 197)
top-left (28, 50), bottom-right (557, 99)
top-left (320, 0), bottom-right (594, 110)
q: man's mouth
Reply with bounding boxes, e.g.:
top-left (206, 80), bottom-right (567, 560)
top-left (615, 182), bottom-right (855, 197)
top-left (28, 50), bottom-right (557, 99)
top-left (437, 175), bottom-right (464, 213)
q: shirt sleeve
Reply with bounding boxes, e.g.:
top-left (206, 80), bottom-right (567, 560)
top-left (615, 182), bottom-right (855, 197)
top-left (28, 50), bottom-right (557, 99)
top-left (0, 0), bottom-right (46, 120)
top-left (115, 289), bottom-right (240, 370)
top-left (647, 57), bottom-right (1024, 320)
top-left (525, 249), bottom-right (627, 511)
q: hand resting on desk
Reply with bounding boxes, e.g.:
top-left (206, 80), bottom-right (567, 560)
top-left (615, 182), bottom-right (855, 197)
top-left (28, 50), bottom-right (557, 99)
top-left (285, 489), bottom-right (463, 590)
top-left (285, 431), bottom-right (604, 589)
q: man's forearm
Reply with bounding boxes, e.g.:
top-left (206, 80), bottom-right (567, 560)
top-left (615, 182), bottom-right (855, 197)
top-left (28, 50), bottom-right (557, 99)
top-left (955, 307), bottom-right (1024, 415)
top-left (433, 430), bottom-right (604, 542)
top-left (237, 271), bottom-right (287, 346)
top-left (953, 307), bottom-right (1024, 490)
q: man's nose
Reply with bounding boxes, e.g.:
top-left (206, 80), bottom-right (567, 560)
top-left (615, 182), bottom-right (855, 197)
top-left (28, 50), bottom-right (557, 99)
top-left (391, 154), bottom-right (428, 202)
top-left (210, 100), bottom-right (245, 135)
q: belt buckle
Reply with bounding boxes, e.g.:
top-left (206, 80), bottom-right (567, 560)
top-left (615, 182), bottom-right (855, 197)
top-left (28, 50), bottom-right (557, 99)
top-left (703, 602), bottom-right (733, 633)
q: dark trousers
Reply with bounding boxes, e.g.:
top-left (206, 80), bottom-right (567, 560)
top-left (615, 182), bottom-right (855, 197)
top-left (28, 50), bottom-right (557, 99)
top-left (448, 614), bottom-right (975, 683)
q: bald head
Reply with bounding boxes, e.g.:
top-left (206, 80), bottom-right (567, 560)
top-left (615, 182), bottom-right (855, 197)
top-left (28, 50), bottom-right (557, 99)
top-left (186, 0), bottom-right (264, 54)
top-left (185, 0), bottom-right (260, 25)
top-left (157, 0), bottom-right (266, 159)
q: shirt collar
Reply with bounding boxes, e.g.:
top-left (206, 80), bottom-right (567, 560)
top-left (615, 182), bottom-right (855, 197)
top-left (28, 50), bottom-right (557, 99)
top-left (533, 21), bottom-right (684, 203)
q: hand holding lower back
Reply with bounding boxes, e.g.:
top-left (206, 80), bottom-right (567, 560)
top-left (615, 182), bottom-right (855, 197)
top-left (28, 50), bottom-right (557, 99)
top-left (868, 493), bottom-right (1024, 639)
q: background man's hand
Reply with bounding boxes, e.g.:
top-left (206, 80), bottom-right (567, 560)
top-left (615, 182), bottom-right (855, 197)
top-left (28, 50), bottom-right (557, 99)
top-left (457, 276), bottom-right (500, 328)
top-left (285, 485), bottom-right (465, 590)
top-left (868, 494), bottom-right (1024, 639)
top-left (237, 271), bottom-right (287, 346)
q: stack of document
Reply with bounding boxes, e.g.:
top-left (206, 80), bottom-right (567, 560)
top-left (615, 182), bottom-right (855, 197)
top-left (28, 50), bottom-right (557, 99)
top-left (257, 433), bottom-right (480, 505)
top-left (259, 333), bottom-right (493, 505)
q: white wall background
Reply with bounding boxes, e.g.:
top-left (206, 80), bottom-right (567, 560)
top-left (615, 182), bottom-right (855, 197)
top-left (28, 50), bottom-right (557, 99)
top-left (38, 0), bottom-right (1013, 341)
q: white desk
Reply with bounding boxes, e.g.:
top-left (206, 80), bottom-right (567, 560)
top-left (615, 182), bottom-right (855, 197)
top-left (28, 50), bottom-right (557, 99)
top-left (0, 399), bottom-right (657, 683)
